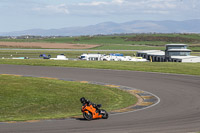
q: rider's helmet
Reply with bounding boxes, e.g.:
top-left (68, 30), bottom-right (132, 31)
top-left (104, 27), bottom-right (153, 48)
top-left (80, 97), bottom-right (86, 103)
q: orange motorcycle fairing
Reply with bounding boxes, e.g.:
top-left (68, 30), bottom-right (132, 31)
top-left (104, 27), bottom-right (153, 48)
top-left (82, 104), bottom-right (102, 119)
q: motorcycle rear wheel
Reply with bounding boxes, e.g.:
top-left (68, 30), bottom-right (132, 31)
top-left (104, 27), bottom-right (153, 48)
top-left (83, 112), bottom-right (93, 120)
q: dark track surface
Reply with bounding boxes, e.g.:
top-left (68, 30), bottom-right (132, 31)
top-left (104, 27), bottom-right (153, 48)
top-left (0, 64), bottom-right (200, 133)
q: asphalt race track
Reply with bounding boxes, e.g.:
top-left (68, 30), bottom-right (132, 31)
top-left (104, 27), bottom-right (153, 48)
top-left (0, 64), bottom-right (200, 133)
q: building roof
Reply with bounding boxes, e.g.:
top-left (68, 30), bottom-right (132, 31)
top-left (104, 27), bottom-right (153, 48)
top-left (165, 44), bottom-right (188, 46)
top-left (137, 50), bottom-right (162, 54)
top-left (138, 50), bottom-right (165, 56)
top-left (167, 49), bottom-right (192, 52)
top-left (147, 51), bottom-right (165, 56)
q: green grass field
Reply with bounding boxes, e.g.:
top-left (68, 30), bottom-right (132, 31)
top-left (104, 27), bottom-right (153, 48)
top-left (92, 45), bottom-right (165, 50)
top-left (1, 34), bottom-right (200, 44)
top-left (0, 75), bottom-right (137, 122)
top-left (1, 34), bottom-right (200, 51)
top-left (0, 59), bottom-right (199, 76)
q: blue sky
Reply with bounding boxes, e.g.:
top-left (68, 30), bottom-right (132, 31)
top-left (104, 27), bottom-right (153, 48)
top-left (0, 0), bottom-right (199, 32)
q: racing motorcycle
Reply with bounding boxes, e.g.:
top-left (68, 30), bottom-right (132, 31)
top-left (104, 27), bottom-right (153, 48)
top-left (81, 103), bottom-right (108, 120)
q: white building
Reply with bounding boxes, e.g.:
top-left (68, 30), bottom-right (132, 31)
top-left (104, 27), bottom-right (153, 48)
top-left (137, 44), bottom-right (200, 63)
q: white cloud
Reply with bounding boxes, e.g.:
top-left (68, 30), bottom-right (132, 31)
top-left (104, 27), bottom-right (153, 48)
top-left (78, 1), bottom-right (108, 6)
top-left (79, 0), bottom-right (126, 6)
top-left (33, 4), bottom-right (69, 14)
top-left (149, 2), bottom-right (176, 9)
top-left (70, 0), bottom-right (199, 21)
top-left (124, 0), bottom-right (176, 9)
top-left (144, 10), bottom-right (169, 14)
top-left (112, 0), bottom-right (125, 4)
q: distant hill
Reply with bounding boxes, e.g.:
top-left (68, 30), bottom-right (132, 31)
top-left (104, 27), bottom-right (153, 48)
top-left (1, 19), bottom-right (200, 36)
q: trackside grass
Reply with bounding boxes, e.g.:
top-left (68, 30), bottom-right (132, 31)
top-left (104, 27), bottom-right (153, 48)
top-left (0, 75), bottom-right (137, 122)
top-left (0, 59), bottom-right (200, 76)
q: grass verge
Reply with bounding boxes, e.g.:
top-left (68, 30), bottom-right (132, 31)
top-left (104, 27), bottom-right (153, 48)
top-left (0, 75), bottom-right (137, 122)
top-left (0, 59), bottom-right (200, 76)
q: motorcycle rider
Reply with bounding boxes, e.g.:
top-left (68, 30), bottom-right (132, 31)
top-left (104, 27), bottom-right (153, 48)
top-left (80, 97), bottom-right (101, 113)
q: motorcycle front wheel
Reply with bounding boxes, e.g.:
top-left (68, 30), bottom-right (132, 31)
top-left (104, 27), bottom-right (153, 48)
top-left (83, 112), bottom-right (93, 120)
top-left (101, 109), bottom-right (109, 119)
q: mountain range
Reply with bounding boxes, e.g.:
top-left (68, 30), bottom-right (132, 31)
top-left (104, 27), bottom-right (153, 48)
top-left (1, 19), bottom-right (200, 36)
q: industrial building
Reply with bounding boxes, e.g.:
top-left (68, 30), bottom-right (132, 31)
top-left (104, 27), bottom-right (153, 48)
top-left (137, 44), bottom-right (200, 63)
